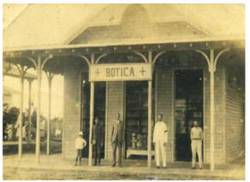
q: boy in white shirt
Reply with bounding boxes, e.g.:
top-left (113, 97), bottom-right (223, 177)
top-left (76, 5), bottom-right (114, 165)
top-left (75, 131), bottom-right (87, 166)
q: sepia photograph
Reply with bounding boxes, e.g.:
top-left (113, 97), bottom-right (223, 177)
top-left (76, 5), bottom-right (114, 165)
top-left (2, 3), bottom-right (245, 180)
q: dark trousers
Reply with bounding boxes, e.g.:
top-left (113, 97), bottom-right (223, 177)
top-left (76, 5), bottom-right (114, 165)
top-left (112, 141), bottom-right (122, 166)
top-left (93, 144), bottom-right (102, 165)
top-left (75, 149), bottom-right (82, 165)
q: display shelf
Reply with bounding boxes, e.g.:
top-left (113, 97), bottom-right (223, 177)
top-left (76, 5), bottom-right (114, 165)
top-left (125, 82), bottom-right (149, 157)
top-left (126, 148), bottom-right (154, 158)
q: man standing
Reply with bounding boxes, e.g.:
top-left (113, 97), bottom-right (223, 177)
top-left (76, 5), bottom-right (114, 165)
top-left (3, 103), bottom-right (9, 140)
top-left (153, 113), bottom-right (168, 168)
top-left (111, 112), bottom-right (123, 167)
top-left (31, 104), bottom-right (37, 139)
top-left (190, 121), bottom-right (203, 169)
top-left (92, 117), bottom-right (104, 166)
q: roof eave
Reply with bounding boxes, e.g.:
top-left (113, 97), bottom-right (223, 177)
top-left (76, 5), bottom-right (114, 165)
top-left (3, 35), bottom-right (245, 54)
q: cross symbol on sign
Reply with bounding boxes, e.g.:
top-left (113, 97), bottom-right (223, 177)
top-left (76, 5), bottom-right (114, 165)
top-left (140, 67), bottom-right (146, 76)
top-left (95, 69), bottom-right (100, 76)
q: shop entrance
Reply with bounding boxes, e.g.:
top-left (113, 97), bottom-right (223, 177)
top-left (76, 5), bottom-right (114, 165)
top-left (125, 81), bottom-right (148, 159)
top-left (174, 69), bottom-right (203, 161)
top-left (81, 62), bottom-right (153, 161)
top-left (81, 73), bottom-right (106, 158)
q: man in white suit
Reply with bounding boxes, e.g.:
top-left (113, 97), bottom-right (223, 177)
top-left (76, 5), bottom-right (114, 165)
top-left (190, 120), bottom-right (203, 169)
top-left (153, 113), bottom-right (168, 168)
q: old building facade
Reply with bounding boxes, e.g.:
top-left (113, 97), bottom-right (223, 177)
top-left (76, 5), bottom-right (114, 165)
top-left (4, 4), bottom-right (245, 169)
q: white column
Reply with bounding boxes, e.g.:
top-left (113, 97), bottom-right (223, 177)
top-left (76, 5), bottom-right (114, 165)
top-left (147, 80), bottom-right (152, 167)
top-left (36, 59), bottom-right (42, 162)
top-left (196, 48), bottom-right (228, 171)
top-left (209, 49), bottom-right (215, 171)
top-left (88, 81), bottom-right (95, 166)
top-left (154, 71), bottom-right (158, 122)
top-left (18, 75), bottom-right (24, 159)
top-left (27, 79), bottom-right (33, 143)
top-left (46, 74), bottom-right (53, 155)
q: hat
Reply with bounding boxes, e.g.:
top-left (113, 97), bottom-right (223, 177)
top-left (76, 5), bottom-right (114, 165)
top-left (78, 131), bottom-right (83, 136)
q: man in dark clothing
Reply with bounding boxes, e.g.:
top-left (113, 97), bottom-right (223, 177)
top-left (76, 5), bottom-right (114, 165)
top-left (3, 103), bottom-right (9, 140)
top-left (111, 112), bottom-right (124, 167)
top-left (92, 117), bottom-right (104, 166)
top-left (31, 109), bottom-right (37, 128)
top-left (31, 106), bottom-right (37, 139)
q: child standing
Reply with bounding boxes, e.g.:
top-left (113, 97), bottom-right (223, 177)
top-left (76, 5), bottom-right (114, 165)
top-left (75, 131), bottom-right (86, 166)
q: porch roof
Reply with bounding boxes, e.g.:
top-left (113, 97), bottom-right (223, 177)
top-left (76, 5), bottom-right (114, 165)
top-left (3, 38), bottom-right (244, 75)
top-left (4, 37), bottom-right (244, 55)
top-left (4, 4), bottom-right (245, 50)
top-left (3, 63), bottom-right (37, 80)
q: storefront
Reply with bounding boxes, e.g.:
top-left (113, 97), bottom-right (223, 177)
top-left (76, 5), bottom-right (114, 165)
top-left (3, 4), bottom-right (245, 171)
top-left (61, 47), bottom-right (244, 169)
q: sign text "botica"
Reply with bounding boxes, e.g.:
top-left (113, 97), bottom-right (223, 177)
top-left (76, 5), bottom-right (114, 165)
top-left (89, 63), bottom-right (152, 81)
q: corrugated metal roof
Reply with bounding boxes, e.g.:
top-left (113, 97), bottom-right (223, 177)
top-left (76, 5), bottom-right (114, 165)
top-left (3, 4), bottom-right (245, 50)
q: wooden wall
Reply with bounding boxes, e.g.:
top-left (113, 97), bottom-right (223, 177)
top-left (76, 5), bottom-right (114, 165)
top-left (156, 67), bottom-right (175, 162)
top-left (203, 63), bottom-right (226, 164)
top-left (105, 81), bottom-right (126, 159)
top-left (225, 65), bottom-right (244, 163)
top-left (62, 62), bottom-right (82, 159)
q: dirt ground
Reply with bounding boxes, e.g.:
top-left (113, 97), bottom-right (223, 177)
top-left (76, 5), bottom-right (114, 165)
top-left (3, 154), bottom-right (245, 180)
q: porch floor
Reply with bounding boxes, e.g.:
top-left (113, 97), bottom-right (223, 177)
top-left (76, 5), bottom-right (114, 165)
top-left (3, 154), bottom-right (244, 180)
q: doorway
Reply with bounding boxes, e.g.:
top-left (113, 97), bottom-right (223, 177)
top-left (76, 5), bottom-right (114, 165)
top-left (125, 81), bottom-right (148, 159)
top-left (81, 72), bottom-right (106, 158)
top-left (174, 69), bottom-right (203, 161)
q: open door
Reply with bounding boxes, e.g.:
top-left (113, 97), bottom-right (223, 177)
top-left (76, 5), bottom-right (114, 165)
top-left (81, 72), bottom-right (106, 158)
top-left (174, 69), bottom-right (203, 161)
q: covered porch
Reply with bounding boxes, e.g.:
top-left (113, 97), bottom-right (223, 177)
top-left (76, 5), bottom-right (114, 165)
top-left (3, 38), bottom-right (244, 171)
top-left (3, 4), bottom-right (245, 173)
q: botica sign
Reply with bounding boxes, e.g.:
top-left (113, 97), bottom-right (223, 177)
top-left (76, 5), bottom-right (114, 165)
top-left (89, 63), bottom-right (152, 81)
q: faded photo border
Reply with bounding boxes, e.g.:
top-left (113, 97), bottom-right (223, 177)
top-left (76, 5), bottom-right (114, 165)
top-left (0, 0), bottom-right (248, 181)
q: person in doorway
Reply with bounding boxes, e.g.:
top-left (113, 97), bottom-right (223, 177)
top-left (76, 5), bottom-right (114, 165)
top-left (111, 112), bottom-right (124, 167)
top-left (153, 113), bottom-right (168, 168)
top-left (74, 131), bottom-right (87, 166)
top-left (190, 120), bottom-right (203, 169)
top-left (92, 117), bottom-right (104, 166)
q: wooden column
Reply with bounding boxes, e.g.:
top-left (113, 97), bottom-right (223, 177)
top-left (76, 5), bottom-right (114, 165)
top-left (46, 73), bottom-right (53, 155)
top-left (147, 51), bottom-right (153, 167)
top-left (195, 48), bottom-right (229, 171)
top-left (24, 54), bottom-right (52, 162)
top-left (36, 58), bottom-right (42, 162)
top-left (27, 79), bottom-right (33, 143)
top-left (147, 80), bottom-right (152, 167)
top-left (88, 81), bottom-right (95, 166)
top-left (154, 71), bottom-right (158, 122)
top-left (18, 75), bottom-right (24, 159)
top-left (88, 54), bottom-right (95, 166)
top-left (209, 49), bottom-right (215, 171)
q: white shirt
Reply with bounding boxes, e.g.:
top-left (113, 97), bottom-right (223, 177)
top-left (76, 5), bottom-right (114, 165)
top-left (153, 121), bottom-right (168, 143)
top-left (75, 137), bottom-right (86, 149)
top-left (190, 127), bottom-right (203, 140)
